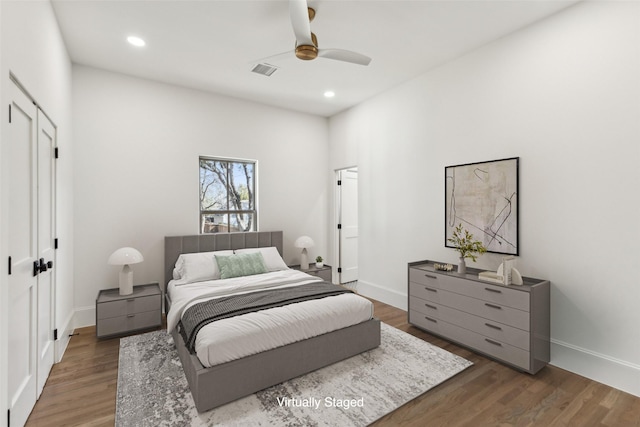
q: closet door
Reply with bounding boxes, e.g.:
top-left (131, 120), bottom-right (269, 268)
top-left (6, 80), bottom-right (57, 427)
top-left (36, 109), bottom-right (56, 397)
top-left (7, 80), bottom-right (39, 427)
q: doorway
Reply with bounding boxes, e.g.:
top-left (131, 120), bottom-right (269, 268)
top-left (335, 167), bottom-right (358, 285)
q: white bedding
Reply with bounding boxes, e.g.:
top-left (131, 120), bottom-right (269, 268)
top-left (167, 269), bottom-right (374, 368)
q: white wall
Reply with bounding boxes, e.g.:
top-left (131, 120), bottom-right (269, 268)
top-left (0, 1), bottom-right (74, 425)
top-left (72, 65), bottom-right (329, 325)
top-left (329, 1), bottom-right (640, 396)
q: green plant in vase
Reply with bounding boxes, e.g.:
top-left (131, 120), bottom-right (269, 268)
top-left (447, 223), bottom-right (487, 274)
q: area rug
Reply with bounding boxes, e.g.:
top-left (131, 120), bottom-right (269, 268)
top-left (116, 323), bottom-right (472, 426)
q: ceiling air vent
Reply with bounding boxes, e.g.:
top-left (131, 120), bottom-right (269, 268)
top-left (251, 63), bottom-right (279, 77)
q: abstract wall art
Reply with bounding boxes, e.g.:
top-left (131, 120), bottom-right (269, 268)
top-left (445, 157), bottom-right (519, 255)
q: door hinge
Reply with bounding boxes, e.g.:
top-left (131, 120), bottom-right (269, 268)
top-left (337, 180), bottom-right (342, 186)
top-left (8, 104), bottom-right (11, 123)
top-left (337, 224), bottom-right (342, 230)
top-left (337, 267), bottom-right (342, 273)
top-left (54, 329), bottom-right (58, 340)
top-left (8, 256), bottom-right (11, 275)
top-left (55, 238), bottom-right (59, 249)
top-left (55, 147), bottom-right (59, 159)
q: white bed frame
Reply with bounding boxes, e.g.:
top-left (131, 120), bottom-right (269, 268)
top-left (164, 231), bottom-right (381, 412)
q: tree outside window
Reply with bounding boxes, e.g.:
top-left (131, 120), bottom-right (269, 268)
top-left (199, 157), bottom-right (256, 233)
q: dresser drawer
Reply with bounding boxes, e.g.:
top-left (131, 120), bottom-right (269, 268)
top-left (409, 268), bottom-right (444, 288)
top-left (414, 286), bottom-right (530, 331)
top-left (444, 276), bottom-right (530, 312)
top-left (96, 310), bottom-right (161, 337)
top-left (410, 296), bottom-right (530, 350)
top-left (97, 295), bottom-right (160, 320)
top-left (411, 314), bottom-right (530, 371)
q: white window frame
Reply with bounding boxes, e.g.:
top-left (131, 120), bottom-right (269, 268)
top-left (199, 156), bottom-right (258, 234)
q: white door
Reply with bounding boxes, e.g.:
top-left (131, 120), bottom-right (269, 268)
top-left (7, 80), bottom-right (57, 427)
top-left (338, 168), bottom-right (358, 283)
top-left (36, 109), bottom-right (56, 397)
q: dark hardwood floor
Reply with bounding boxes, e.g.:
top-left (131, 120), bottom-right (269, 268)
top-left (26, 298), bottom-right (640, 426)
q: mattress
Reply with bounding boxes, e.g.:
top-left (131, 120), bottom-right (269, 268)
top-left (167, 269), bottom-right (374, 368)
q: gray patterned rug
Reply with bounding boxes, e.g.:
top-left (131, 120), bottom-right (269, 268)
top-left (116, 323), bottom-right (472, 426)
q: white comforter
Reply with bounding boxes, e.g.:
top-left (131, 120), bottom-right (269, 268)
top-left (167, 269), bottom-right (374, 368)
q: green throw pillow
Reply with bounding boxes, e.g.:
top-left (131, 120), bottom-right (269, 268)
top-left (215, 252), bottom-right (268, 279)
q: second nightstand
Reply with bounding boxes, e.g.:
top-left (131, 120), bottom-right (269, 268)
top-left (96, 283), bottom-right (162, 338)
top-left (291, 264), bottom-right (332, 282)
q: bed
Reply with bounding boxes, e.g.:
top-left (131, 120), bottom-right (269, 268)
top-left (164, 231), bottom-right (381, 412)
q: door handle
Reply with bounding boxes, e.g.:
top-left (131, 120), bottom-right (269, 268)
top-left (38, 258), bottom-right (48, 273)
top-left (47, 260), bottom-right (53, 269)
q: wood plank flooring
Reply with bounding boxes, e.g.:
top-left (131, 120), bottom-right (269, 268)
top-left (26, 299), bottom-right (640, 426)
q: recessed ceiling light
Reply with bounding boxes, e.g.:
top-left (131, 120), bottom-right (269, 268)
top-left (324, 91), bottom-right (335, 98)
top-left (127, 36), bottom-right (146, 47)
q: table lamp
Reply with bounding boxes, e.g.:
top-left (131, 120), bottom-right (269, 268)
top-left (108, 247), bottom-right (144, 295)
top-left (294, 236), bottom-right (315, 270)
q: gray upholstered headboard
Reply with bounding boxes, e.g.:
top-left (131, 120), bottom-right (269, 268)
top-left (164, 231), bottom-right (284, 292)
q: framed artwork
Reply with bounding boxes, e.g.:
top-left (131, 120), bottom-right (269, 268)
top-left (445, 157), bottom-right (519, 256)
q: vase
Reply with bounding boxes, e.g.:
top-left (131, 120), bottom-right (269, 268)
top-left (315, 262), bottom-right (324, 268)
top-left (458, 257), bottom-right (466, 275)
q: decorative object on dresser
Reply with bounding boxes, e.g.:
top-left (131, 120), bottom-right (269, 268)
top-left (447, 223), bottom-right (487, 274)
top-left (479, 257), bottom-right (524, 286)
top-left (408, 260), bottom-right (550, 374)
top-left (445, 157), bottom-right (519, 256)
top-left (96, 283), bottom-right (162, 338)
top-left (107, 247), bottom-right (144, 295)
top-left (315, 255), bottom-right (324, 268)
top-left (294, 235), bottom-right (315, 270)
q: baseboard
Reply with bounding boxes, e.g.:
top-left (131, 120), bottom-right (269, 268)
top-left (357, 280), bottom-right (407, 311)
top-left (550, 339), bottom-right (640, 398)
top-left (73, 305), bottom-right (96, 329)
top-left (54, 310), bottom-right (74, 363)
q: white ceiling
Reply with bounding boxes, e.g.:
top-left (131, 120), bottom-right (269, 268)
top-left (51, 0), bottom-right (579, 117)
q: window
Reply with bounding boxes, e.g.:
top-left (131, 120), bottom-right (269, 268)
top-left (199, 157), bottom-right (257, 233)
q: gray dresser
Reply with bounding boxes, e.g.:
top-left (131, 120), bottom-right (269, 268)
top-left (408, 260), bottom-right (550, 374)
top-left (96, 283), bottom-right (162, 338)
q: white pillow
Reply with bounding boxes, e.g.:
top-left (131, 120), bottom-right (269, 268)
top-left (234, 247), bottom-right (289, 272)
top-left (174, 250), bottom-right (234, 284)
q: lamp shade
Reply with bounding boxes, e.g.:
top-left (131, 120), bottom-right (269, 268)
top-left (108, 247), bottom-right (144, 266)
top-left (294, 236), bottom-right (315, 249)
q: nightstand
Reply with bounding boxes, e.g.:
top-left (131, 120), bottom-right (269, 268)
top-left (96, 283), bottom-right (162, 338)
top-left (291, 264), bottom-right (332, 282)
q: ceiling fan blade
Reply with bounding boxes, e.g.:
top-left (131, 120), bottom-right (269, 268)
top-left (318, 49), bottom-right (372, 66)
top-left (252, 50), bottom-right (294, 65)
top-left (289, 0), bottom-right (314, 46)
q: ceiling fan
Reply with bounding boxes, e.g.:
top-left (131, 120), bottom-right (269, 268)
top-left (258, 0), bottom-right (372, 67)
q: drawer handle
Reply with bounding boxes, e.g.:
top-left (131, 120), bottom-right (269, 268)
top-left (485, 303), bottom-right (502, 310)
top-left (485, 323), bottom-right (503, 331)
top-left (424, 287), bottom-right (438, 293)
top-left (484, 287), bottom-right (502, 294)
top-left (127, 314), bottom-right (136, 318)
top-left (424, 274), bottom-right (438, 280)
top-left (485, 338), bottom-right (503, 347)
top-left (126, 298), bottom-right (135, 302)
top-left (424, 316), bottom-right (438, 323)
top-left (424, 303), bottom-right (438, 310)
